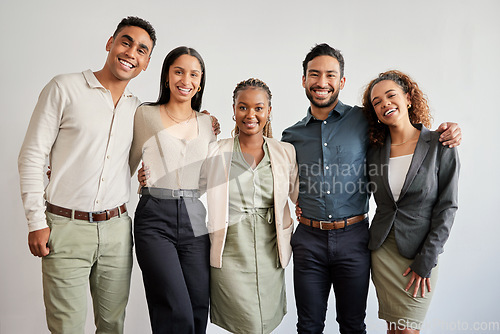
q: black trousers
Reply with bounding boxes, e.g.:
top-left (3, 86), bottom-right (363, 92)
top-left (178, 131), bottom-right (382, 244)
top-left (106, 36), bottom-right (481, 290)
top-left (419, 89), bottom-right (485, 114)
top-left (134, 195), bottom-right (210, 334)
top-left (292, 218), bottom-right (370, 334)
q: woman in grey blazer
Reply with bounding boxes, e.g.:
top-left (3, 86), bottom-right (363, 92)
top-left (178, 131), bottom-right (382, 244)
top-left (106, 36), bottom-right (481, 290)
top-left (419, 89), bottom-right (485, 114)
top-left (362, 70), bottom-right (460, 333)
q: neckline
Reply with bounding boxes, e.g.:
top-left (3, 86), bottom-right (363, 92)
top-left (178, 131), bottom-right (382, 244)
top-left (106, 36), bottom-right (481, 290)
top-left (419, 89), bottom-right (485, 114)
top-left (157, 105), bottom-right (200, 142)
top-left (234, 136), bottom-right (268, 171)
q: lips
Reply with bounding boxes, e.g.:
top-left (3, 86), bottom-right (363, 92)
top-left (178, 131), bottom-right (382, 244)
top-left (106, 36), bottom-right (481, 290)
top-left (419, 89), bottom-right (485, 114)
top-left (311, 86), bottom-right (333, 98)
top-left (177, 86), bottom-right (192, 96)
top-left (119, 58), bottom-right (136, 70)
top-left (243, 120), bottom-right (258, 128)
top-left (384, 108), bottom-right (397, 116)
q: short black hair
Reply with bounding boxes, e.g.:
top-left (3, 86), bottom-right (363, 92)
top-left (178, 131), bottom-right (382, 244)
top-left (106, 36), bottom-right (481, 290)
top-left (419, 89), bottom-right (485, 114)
top-left (113, 16), bottom-right (157, 53)
top-left (302, 43), bottom-right (345, 78)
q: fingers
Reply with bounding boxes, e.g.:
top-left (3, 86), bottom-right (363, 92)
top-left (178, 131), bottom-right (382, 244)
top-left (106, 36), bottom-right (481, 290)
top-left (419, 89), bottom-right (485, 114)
top-left (137, 165), bottom-right (150, 185)
top-left (426, 278), bottom-right (432, 293)
top-left (420, 279), bottom-right (426, 297)
top-left (439, 123), bottom-right (462, 147)
top-left (210, 115), bottom-right (221, 135)
top-left (441, 133), bottom-right (462, 148)
top-left (402, 267), bottom-right (411, 276)
top-left (28, 228), bottom-right (51, 257)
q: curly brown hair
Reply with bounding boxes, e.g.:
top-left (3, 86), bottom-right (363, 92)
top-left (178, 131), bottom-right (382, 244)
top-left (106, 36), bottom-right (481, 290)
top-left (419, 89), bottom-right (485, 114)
top-left (362, 70), bottom-right (433, 146)
top-left (232, 78), bottom-right (273, 138)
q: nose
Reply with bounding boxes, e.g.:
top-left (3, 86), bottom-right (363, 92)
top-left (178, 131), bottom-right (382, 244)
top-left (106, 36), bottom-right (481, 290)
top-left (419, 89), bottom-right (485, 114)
top-left (318, 74), bottom-right (330, 88)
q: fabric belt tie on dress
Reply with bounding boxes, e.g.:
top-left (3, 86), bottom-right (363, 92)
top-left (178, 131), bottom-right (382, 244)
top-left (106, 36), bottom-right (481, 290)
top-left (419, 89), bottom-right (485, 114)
top-left (229, 206), bottom-right (274, 225)
top-left (299, 214), bottom-right (367, 230)
top-left (46, 202), bottom-right (127, 222)
top-left (140, 187), bottom-right (200, 199)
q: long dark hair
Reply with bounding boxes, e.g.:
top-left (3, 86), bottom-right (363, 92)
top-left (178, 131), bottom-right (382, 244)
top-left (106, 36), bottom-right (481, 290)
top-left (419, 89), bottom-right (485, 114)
top-left (151, 46), bottom-right (206, 111)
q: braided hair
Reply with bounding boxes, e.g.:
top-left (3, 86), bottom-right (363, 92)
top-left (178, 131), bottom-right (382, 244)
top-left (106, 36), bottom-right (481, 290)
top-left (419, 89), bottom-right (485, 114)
top-left (232, 78), bottom-right (273, 138)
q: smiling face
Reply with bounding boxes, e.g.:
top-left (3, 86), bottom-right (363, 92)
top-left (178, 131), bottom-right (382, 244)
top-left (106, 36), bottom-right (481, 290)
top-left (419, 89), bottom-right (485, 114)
top-left (233, 88), bottom-right (271, 138)
top-left (166, 54), bottom-right (203, 104)
top-left (370, 79), bottom-right (411, 127)
top-left (303, 55), bottom-right (345, 111)
top-left (104, 25), bottom-right (153, 82)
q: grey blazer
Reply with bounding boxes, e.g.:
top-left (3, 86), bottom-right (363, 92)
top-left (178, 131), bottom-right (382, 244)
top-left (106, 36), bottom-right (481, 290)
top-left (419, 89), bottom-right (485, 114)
top-left (367, 124), bottom-right (460, 277)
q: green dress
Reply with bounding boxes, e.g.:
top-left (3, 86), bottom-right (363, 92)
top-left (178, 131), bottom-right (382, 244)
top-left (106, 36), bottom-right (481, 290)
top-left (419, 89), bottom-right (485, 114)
top-left (210, 137), bottom-right (286, 334)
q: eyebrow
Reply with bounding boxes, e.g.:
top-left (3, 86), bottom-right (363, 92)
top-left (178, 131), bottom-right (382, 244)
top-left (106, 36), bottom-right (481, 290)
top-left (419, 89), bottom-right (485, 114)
top-left (121, 34), bottom-right (150, 53)
top-left (237, 101), bottom-right (265, 105)
top-left (308, 69), bottom-right (338, 74)
top-left (173, 66), bottom-right (201, 73)
top-left (371, 89), bottom-right (396, 103)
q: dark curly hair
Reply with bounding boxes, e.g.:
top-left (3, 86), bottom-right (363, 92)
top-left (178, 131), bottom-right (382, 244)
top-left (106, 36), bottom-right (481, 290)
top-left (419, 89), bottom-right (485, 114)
top-left (232, 78), bottom-right (273, 138)
top-left (362, 70), bottom-right (433, 146)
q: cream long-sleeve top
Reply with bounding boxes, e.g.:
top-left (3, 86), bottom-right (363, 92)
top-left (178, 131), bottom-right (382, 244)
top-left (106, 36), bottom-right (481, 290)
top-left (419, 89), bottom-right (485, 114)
top-left (18, 70), bottom-right (141, 232)
top-left (129, 104), bottom-right (216, 190)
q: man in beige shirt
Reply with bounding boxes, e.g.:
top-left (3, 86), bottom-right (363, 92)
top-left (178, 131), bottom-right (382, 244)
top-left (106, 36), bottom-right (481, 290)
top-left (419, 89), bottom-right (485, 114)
top-left (18, 17), bottom-right (156, 333)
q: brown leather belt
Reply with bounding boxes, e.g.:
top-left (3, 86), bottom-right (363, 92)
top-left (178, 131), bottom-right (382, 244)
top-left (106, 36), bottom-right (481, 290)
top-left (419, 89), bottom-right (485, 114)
top-left (299, 214), bottom-right (367, 230)
top-left (46, 202), bottom-right (127, 222)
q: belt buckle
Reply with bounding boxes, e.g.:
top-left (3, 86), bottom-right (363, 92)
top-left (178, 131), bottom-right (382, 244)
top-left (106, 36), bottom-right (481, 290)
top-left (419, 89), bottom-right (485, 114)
top-left (319, 221), bottom-right (331, 230)
top-left (89, 210), bottom-right (107, 222)
top-left (171, 189), bottom-right (180, 198)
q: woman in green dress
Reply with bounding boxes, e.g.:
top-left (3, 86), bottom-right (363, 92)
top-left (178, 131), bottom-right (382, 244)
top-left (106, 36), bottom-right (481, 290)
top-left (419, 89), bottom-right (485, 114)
top-left (206, 78), bottom-right (299, 334)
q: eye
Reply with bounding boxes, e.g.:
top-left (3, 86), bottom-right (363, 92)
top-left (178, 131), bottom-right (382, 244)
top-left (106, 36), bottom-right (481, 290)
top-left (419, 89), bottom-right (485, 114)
top-left (373, 101), bottom-right (380, 107)
top-left (191, 73), bottom-right (198, 78)
top-left (388, 94), bottom-right (396, 98)
top-left (255, 107), bottom-right (263, 111)
top-left (138, 49), bottom-right (146, 55)
top-left (122, 41), bottom-right (130, 47)
top-left (239, 106), bottom-right (247, 111)
top-left (175, 70), bottom-right (182, 75)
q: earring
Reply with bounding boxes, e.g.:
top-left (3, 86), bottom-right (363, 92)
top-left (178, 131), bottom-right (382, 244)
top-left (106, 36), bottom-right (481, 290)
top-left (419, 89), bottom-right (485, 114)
top-left (164, 81), bottom-right (169, 88)
top-left (377, 119), bottom-right (381, 124)
top-left (408, 104), bottom-right (412, 109)
top-left (197, 86), bottom-right (201, 92)
top-left (232, 115), bottom-right (236, 121)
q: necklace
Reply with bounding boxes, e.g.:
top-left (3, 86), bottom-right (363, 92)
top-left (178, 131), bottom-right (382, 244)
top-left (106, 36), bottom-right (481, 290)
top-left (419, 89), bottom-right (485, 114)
top-left (164, 106), bottom-right (194, 124)
top-left (391, 133), bottom-right (419, 146)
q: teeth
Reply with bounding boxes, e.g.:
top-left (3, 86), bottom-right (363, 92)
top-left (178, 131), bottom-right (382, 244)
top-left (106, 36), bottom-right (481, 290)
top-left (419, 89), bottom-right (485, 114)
top-left (119, 59), bottom-right (134, 68)
top-left (179, 88), bottom-right (191, 92)
top-left (315, 90), bottom-right (329, 96)
top-left (384, 108), bottom-right (396, 116)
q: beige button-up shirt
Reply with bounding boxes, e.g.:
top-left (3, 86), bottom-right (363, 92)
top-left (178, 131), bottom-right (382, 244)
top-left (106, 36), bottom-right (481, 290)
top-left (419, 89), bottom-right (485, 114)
top-left (18, 70), bottom-right (140, 232)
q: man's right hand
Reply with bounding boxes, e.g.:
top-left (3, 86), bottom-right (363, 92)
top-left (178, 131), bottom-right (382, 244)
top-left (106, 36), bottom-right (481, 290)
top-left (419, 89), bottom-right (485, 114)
top-left (28, 228), bottom-right (51, 257)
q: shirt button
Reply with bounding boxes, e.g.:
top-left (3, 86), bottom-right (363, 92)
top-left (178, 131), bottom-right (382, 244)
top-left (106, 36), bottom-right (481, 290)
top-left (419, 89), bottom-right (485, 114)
top-left (96, 200), bottom-right (99, 204)
top-left (325, 166), bottom-right (329, 170)
top-left (101, 178), bottom-right (105, 182)
top-left (328, 215), bottom-right (332, 219)
top-left (323, 121), bottom-right (327, 124)
top-left (106, 155), bottom-right (110, 159)
top-left (326, 191), bottom-right (331, 194)
top-left (324, 143), bottom-right (328, 147)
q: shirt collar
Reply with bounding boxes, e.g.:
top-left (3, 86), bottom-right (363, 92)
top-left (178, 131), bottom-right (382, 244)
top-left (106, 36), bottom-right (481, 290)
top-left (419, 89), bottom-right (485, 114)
top-left (82, 69), bottom-right (134, 98)
top-left (304, 100), bottom-right (347, 125)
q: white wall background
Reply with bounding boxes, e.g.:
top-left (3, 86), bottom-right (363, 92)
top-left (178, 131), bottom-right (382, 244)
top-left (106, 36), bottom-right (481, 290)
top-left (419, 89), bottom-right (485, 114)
top-left (1, 0), bottom-right (499, 333)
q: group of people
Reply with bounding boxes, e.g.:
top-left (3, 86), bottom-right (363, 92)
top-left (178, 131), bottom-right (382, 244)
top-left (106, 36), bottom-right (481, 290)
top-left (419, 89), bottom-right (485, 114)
top-left (18, 16), bottom-right (461, 334)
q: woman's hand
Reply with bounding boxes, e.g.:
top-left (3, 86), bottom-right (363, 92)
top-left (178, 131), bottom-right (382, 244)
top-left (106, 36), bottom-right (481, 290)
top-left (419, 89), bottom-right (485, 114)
top-left (295, 201), bottom-right (302, 220)
top-left (137, 162), bottom-right (150, 187)
top-left (403, 267), bottom-right (431, 298)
